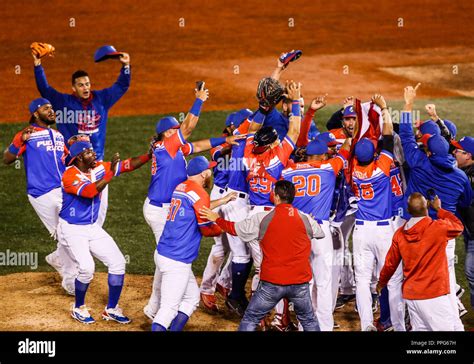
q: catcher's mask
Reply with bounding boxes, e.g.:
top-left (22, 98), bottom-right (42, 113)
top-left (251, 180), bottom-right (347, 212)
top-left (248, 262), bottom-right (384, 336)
top-left (256, 77), bottom-right (284, 108)
top-left (253, 126), bottom-right (278, 154)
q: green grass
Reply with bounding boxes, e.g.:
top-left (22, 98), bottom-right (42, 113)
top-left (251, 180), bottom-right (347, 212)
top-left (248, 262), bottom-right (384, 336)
top-left (0, 98), bottom-right (473, 327)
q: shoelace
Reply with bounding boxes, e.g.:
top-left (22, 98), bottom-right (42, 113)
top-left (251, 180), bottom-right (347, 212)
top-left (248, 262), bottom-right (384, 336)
top-left (76, 306), bottom-right (91, 318)
top-left (108, 306), bottom-right (124, 317)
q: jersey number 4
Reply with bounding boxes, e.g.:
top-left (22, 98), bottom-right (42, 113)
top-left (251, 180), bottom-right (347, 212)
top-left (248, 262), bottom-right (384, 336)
top-left (292, 175), bottom-right (321, 197)
top-left (167, 198), bottom-right (182, 221)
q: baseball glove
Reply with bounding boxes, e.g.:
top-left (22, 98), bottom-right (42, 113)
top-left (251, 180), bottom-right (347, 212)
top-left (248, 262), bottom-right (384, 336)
top-left (256, 77), bottom-right (284, 111)
top-left (31, 42), bottom-right (55, 59)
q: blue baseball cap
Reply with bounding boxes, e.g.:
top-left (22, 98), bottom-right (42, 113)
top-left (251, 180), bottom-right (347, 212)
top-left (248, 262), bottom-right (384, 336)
top-left (427, 134), bottom-right (449, 156)
top-left (453, 136), bottom-right (474, 155)
top-left (225, 113), bottom-right (236, 127)
top-left (68, 141), bottom-right (93, 165)
top-left (343, 106), bottom-right (357, 118)
top-left (234, 108), bottom-right (253, 128)
top-left (315, 131), bottom-right (338, 146)
top-left (156, 116), bottom-right (180, 134)
top-left (419, 120), bottom-right (440, 136)
top-left (444, 120), bottom-right (457, 138)
top-left (94, 45), bottom-right (122, 63)
top-left (187, 156), bottom-right (217, 176)
top-left (29, 98), bottom-right (51, 114)
top-left (306, 139), bottom-right (329, 155)
top-left (354, 138), bottom-right (375, 163)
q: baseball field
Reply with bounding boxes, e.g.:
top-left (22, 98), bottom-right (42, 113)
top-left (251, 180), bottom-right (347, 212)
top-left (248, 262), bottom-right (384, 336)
top-left (0, 0), bottom-right (473, 331)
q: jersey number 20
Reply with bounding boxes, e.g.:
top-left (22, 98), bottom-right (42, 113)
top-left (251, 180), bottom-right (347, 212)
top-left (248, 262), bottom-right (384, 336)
top-left (292, 175), bottom-right (321, 197)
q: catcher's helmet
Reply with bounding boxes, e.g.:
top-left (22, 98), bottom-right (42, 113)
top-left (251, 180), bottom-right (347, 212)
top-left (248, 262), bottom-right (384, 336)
top-left (256, 77), bottom-right (284, 108)
top-left (253, 126), bottom-right (278, 154)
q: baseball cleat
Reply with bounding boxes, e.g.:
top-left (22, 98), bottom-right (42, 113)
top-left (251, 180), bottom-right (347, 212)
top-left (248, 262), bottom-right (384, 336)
top-left (375, 318), bottom-right (394, 332)
top-left (61, 278), bottom-right (75, 296)
top-left (102, 305), bottom-right (131, 324)
top-left (333, 321), bottom-right (341, 329)
top-left (364, 324), bottom-right (377, 331)
top-left (457, 287), bottom-right (465, 299)
top-left (225, 298), bottom-right (248, 318)
top-left (143, 304), bottom-right (156, 321)
top-left (279, 50), bottom-right (302, 69)
top-left (335, 294), bottom-right (356, 310)
top-left (45, 252), bottom-right (63, 276)
top-left (200, 293), bottom-right (219, 313)
top-left (71, 304), bottom-right (95, 324)
top-left (216, 283), bottom-right (230, 298)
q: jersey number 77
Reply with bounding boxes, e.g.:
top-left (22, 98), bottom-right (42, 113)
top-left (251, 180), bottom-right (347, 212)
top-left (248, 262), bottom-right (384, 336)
top-left (167, 198), bottom-right (182, 221)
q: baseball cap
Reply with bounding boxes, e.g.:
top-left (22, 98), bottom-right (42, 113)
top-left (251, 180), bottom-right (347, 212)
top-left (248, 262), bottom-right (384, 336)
top-left (156, 116), bottom-right (180, 134)
top-left (29, 98), bottom-right (51, 114)
top-left (187, 156), bottom-right (217, 176)
top-left (343, 106), bottom-right (356, 118)
top-left (225, 113), bottom-right (236, 127)
top-left (306, 139), bottom-right (329, 155)
top-left (68, 141), bottom-right (93, 165)
top-left (234, 108), bottom-right (253, 128)
top-left (315, 132), bottom-right (339, 146)
top-left (453, 136), bottom-right (474, 155)
top-left (354, 138), bottom-right (375, 163)
top-left (94, 45), bottom-right (122, 63)
top-left (427, 134), bottom-right (449, 156)
top-left (419, 120), bottom-right (440, 136)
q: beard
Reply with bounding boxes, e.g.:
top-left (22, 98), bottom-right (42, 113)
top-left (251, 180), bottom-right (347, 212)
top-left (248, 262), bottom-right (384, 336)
top-left (39, 113), bottom-right (56, 125)
top-left (203, 175), bottom-right (212, 189)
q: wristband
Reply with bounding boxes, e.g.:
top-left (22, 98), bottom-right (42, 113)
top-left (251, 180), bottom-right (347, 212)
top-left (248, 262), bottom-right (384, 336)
top-left (291, 101), bottom-right (300, 117)
top-left (210, 137), bottom-right (226, 148)
top-left (8, 143), bottom-right (20, 155)
top-left (190, 98), bottom-right (203, 116)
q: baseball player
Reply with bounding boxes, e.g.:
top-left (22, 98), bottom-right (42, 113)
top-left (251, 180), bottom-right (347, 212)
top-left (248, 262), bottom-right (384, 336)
top-left (399, 84), bottom-right (471, 331)
top-left (59, 141), bottom-right (151, 324)
top-left (33, 48), bottom-right (131, 227)
top-left (351, 94), bottom-right (404, 331)
top-left (151, 156), bottom-right (236, 331)
top-left (282, 132), bottom-right (351, 331)
top-left (143, 85), bottom-right (245, 319)
top-left (200, 110), bottom-right (252, 312)
top-left (3, 98), bottom-right (76, 294)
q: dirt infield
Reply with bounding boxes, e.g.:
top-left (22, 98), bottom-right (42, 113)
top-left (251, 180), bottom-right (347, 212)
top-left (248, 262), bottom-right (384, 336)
top-left (2, 0), bottom-right (473, 122)
top-left (0, 272), bottom-right (362, 331)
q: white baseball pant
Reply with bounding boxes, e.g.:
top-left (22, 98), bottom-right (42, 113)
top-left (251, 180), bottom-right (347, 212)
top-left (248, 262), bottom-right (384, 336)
top-left (339, 214), bottom-right (356, 295)
top-left (406, 295), bottom-right (456, 331)
top-left (353, 220), bottom-right (404, 331)
top-left (310, 220), bottom-right (336, 331)
top-left (57, 218), bottom-right (126, 284)
top-left (28, 187), bottom-right (77, 284)
top-left (153, 253), bottom-right (200, 329)
top-left (446, 238), bottom-right (465, 331)
top-left (246, 205), bottom-right (267, 292)
top-left (220, 189), bottom-right (251, 264)
top-left (143, 198), bottom-right (170, 315)
top-left (96, 184), bottom-right (108, 228)
top-left (200, 185), bottom-right (232, 294)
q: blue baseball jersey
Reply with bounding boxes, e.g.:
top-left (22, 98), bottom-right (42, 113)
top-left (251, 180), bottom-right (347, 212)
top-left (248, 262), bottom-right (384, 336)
top-left (243, 134), bottom-right (295, 206)
top-left (147, 129), bottom-right (194, 207)
top-left (227, 120), bottom-right (250, 193)
top-left (34, 65), bottom-right (130, 161)
top-left (282, 154), bottom-right (346, 221)
top-left (399, 112), bottom-right (472, 218)
top-left (158, 180), bottom-right (214, 264)
top-left (390, 166), bottom-right (405, 218)
top-left (262, 108), bottom-right (289, 141)
top-left (211, 144), bottom-right (229, 189)
top-left (60, 161), bottom-right (122, 224)
top-left (8, 124), bottom-right (66, 198)
top-left (352, 151), bottom-right (393, 221)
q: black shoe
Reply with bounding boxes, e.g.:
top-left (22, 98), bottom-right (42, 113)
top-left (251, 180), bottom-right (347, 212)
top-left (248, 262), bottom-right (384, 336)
top-left (335, 294), bottom-right (356, 310)
top-left (225, 298), bottom-right (247, 317)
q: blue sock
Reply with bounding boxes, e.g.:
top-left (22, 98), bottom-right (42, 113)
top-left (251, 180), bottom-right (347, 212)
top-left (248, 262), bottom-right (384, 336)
top-left (74, 279), bottom-right (89, 308)
top-left (229, 262), bottom-right (251, 301)
top-left (169, 311), bottom-right (189, 331)
top-left (107, 273), bottom-right (124, 309)
top-left (151, 323), bottom-right (167, 332)
top-left (379, 287), bottom-right (391, 325)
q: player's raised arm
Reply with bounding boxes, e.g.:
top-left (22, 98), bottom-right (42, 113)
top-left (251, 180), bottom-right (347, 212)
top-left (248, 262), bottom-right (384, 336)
top-left (187, 134), bottom-right (246, 154)
top-left (297, 94), bottom-right (327, 147)
top-left (180, 82), bottom-right (209, 140)
top-left (3, 126), bottom-right (34, 165)
top-left (285, 81), bottom-right (302, 145)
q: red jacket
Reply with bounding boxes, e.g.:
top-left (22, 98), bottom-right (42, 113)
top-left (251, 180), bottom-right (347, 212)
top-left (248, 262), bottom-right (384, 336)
top-left (379, 209), bottom-right (463, 300)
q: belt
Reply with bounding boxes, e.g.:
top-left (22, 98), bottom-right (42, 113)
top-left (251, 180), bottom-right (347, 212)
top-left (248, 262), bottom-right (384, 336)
top-left (226, 188), bottom-right (247, 199)
top-left (250, 206), bottom-right (273, 211)
top-left (356, 220), bottom-right (390, 226)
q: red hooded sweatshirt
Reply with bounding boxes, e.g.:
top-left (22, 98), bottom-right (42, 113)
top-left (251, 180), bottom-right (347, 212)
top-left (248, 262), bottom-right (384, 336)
top-left (379, 209), bottom-right (463, 300)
